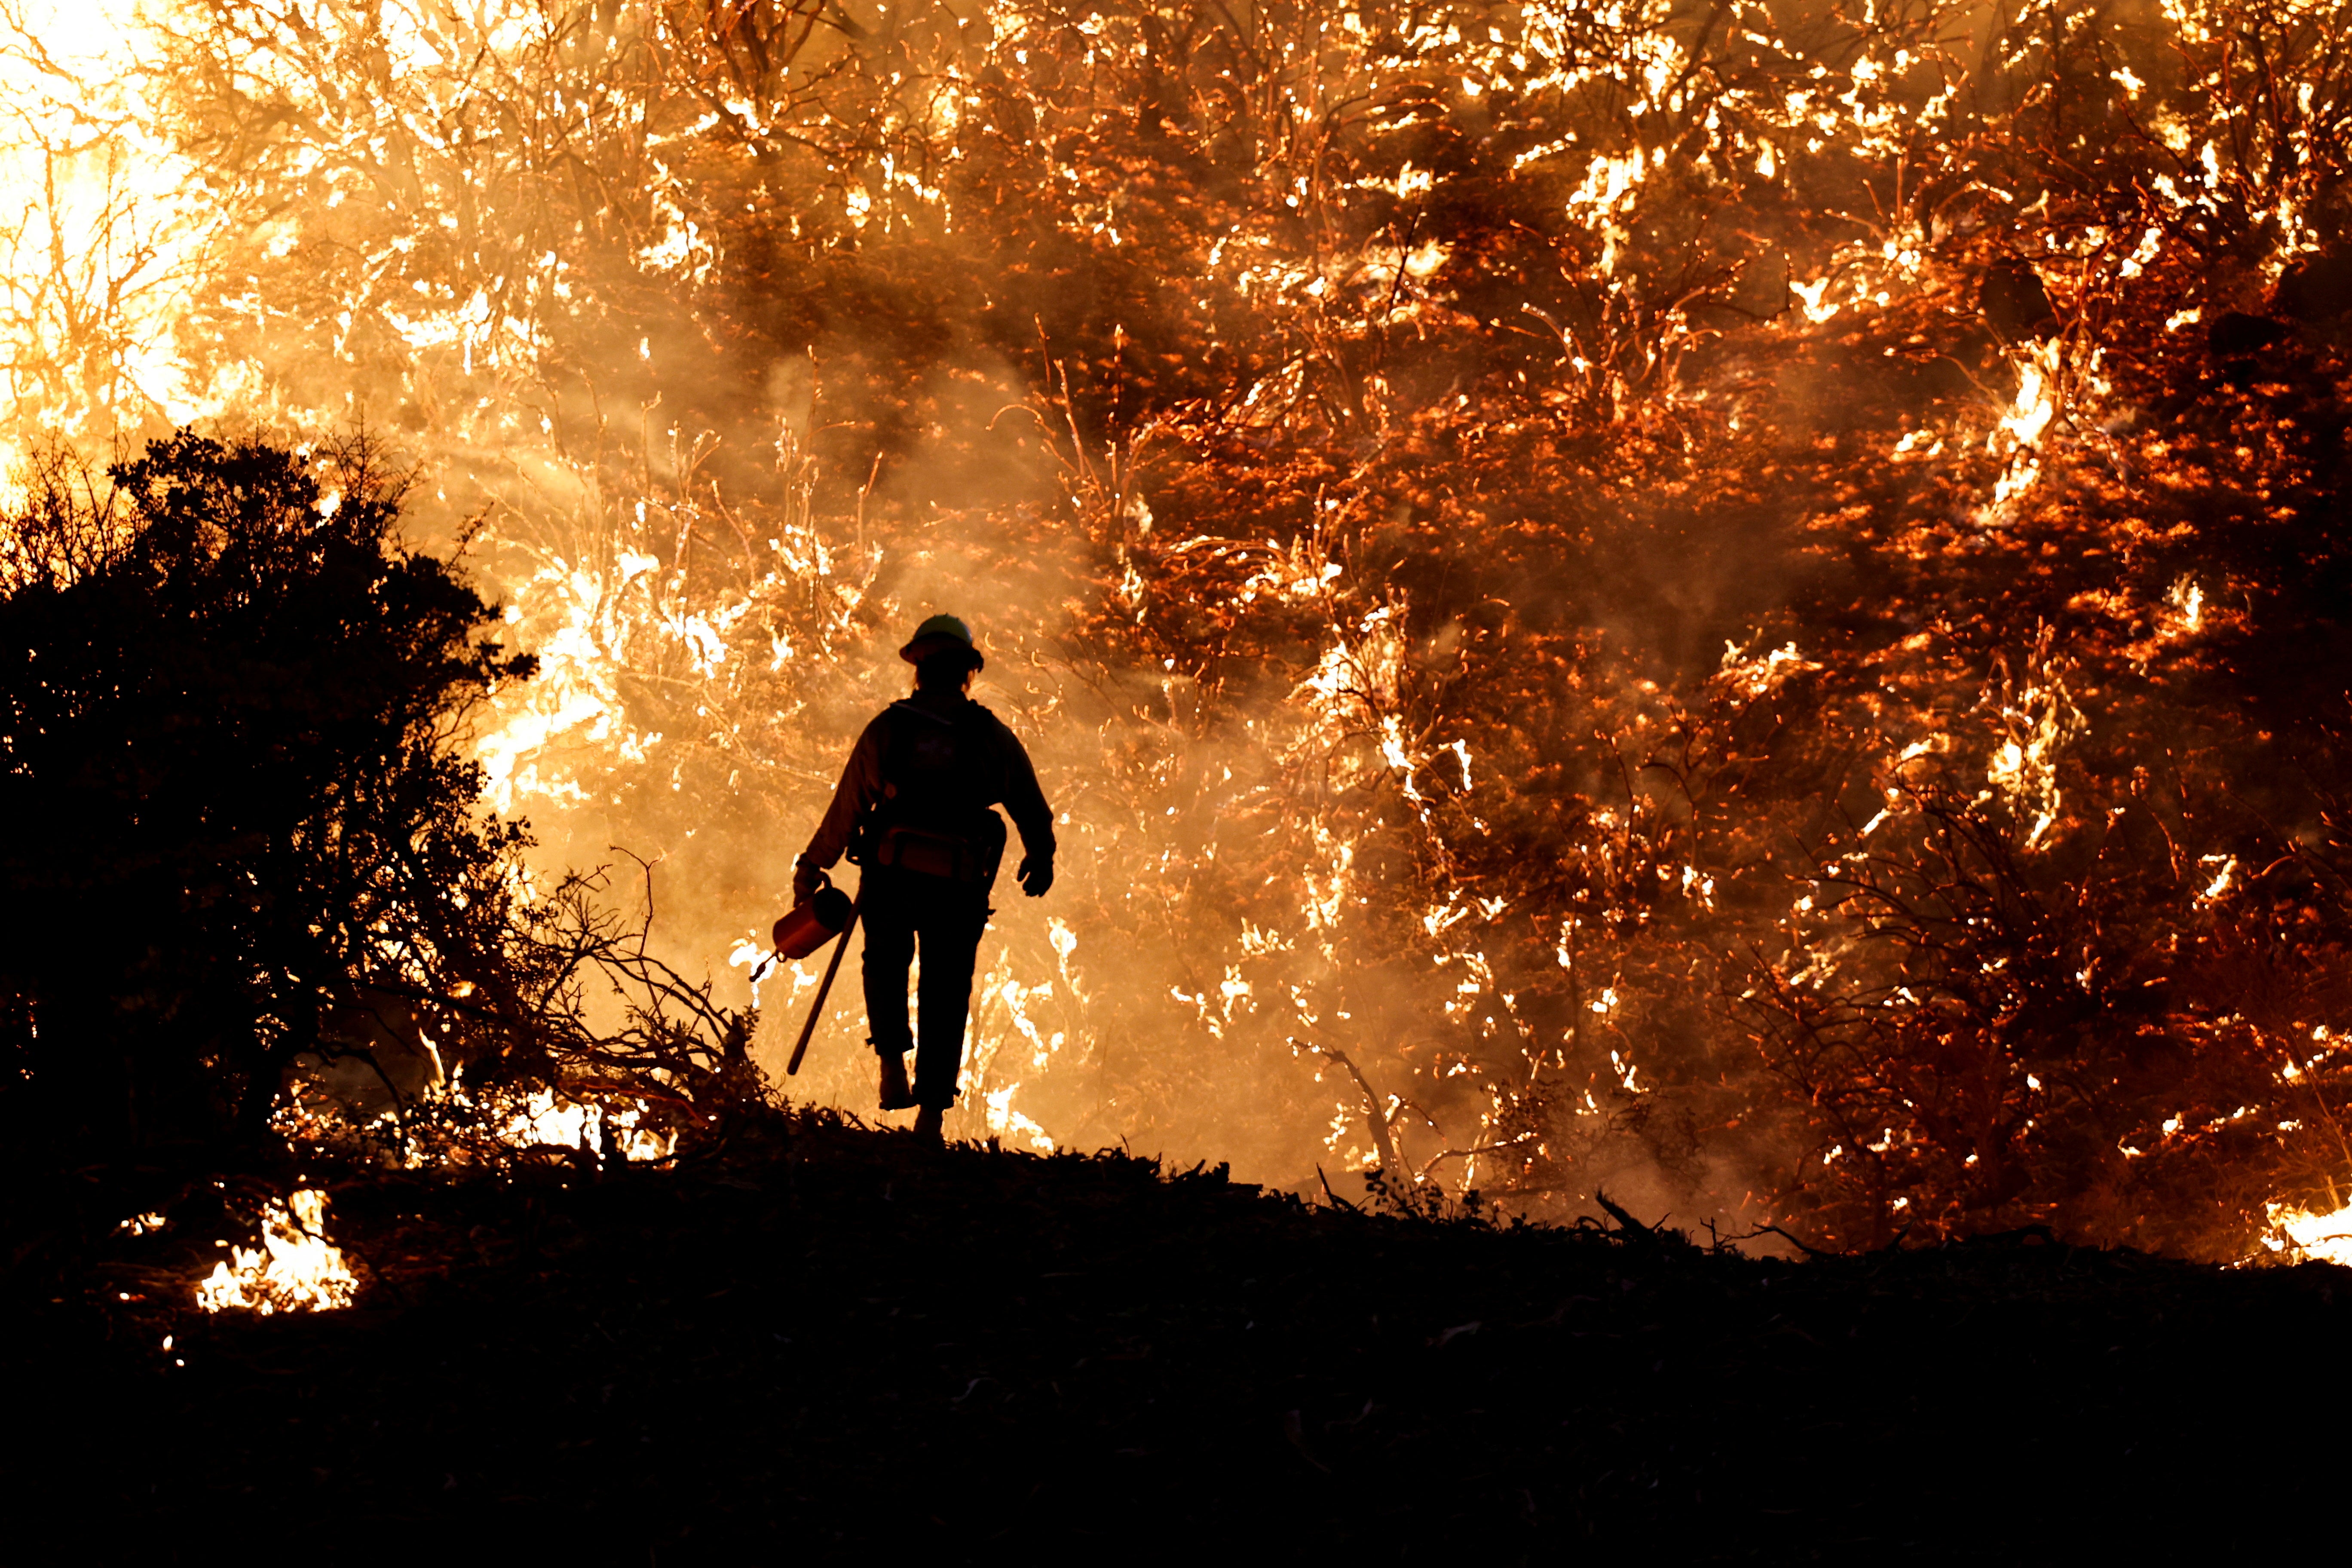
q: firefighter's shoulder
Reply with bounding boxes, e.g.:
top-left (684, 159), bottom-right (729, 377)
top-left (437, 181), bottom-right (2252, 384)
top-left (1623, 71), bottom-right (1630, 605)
top-left (962, 701), bottom-right (1027, 744)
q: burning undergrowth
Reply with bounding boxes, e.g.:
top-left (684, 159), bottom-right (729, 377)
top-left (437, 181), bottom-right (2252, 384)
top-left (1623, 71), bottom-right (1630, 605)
top-left (2, 0), bottom-right (2352, 1261)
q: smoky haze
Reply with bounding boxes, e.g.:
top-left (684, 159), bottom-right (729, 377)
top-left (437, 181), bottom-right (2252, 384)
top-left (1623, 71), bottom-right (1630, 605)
top-left (8, 0), bottom-right (2352, 1259)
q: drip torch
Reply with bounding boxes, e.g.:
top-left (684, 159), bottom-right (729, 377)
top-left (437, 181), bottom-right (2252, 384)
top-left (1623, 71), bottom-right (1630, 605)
top-left (766, 872), bottom-right (859, 1075)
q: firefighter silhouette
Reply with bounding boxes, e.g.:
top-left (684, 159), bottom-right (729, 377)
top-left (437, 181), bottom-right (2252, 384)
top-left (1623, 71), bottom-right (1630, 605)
top-left (794, 614), bottom-right (1056, 1143)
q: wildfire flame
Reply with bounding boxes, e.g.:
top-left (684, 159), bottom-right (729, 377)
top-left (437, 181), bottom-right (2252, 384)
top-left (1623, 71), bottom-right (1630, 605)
top-left (2265, 1202), bottom-right (2352, 1268)
top-left (497, 1086), bottom-right (676, 1163)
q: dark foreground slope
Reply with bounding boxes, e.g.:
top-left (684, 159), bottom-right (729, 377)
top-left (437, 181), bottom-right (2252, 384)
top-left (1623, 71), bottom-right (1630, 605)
top-left (9, 1115), bottom-right (2347, 1561)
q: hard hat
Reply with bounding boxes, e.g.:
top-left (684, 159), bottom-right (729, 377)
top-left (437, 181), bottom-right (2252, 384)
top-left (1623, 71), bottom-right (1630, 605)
top-left (899, 612), bottom-right (983, 669)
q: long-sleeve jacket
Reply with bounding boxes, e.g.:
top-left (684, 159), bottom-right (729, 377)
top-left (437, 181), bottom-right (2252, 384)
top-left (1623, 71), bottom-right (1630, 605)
top-left (800, 693), bottom-right (1056, 873)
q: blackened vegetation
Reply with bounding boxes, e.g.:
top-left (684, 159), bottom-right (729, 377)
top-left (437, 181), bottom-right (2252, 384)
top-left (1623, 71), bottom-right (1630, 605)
top-left (10, 1114), bottom-right (2345, 1556)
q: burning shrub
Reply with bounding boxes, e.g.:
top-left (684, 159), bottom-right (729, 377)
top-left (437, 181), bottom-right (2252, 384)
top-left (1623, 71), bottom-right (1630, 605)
top-left (7, 0), bottom-right (2352, 1256)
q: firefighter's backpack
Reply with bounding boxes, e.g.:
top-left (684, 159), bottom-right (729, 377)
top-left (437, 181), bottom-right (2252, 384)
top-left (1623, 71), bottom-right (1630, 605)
top-left (864, 701), bottom-right (1008, 884)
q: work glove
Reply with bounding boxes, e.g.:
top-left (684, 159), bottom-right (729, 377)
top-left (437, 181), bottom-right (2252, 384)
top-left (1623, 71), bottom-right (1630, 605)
top-left (791, 857), bottom-right (823, 904)
top-left (1016, 854), bottom-right (1054, 897)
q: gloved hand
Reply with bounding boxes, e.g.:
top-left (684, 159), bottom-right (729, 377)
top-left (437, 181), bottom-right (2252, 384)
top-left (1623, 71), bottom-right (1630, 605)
top-left (792, 857), bottom-right (823, 904)
top-left (1017, 854), bottom-right (1054, 897)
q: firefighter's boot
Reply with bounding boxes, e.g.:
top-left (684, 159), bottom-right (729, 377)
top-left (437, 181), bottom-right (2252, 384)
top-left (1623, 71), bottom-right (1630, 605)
top-left (913, 1105), bottom-right (945, 1146)
top-left (876, 1047), bottom-right (916, 1111)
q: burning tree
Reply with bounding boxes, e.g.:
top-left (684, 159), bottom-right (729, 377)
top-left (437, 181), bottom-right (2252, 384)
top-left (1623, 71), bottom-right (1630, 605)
top-left (3, 0), bottom-right (2350, 1257)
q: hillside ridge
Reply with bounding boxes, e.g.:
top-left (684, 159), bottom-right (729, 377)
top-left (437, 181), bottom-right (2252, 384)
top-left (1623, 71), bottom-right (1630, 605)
top-left (10, 1112), bottom-right (2345, 1557)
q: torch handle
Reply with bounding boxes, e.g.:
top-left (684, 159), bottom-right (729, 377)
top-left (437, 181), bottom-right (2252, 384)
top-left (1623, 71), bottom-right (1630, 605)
top-left (786, 898), bottom-right (860, 1076)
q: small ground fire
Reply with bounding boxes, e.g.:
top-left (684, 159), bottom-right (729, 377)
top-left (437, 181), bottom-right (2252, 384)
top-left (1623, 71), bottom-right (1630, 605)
top-left (194, 1190), bottom-right (357, 1315)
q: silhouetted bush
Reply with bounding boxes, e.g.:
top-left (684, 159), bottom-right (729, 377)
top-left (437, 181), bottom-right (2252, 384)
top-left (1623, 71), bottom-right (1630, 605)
top-left (0, 432), bottom-right (538, 1162)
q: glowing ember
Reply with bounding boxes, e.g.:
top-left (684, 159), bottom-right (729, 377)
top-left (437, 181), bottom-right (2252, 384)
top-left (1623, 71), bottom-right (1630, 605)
top-left (196, 1190), bottom-right (359, 1315)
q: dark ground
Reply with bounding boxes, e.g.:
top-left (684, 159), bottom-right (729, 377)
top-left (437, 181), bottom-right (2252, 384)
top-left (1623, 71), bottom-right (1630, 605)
top-left (7, 1112), bottom-right (2345, 1561)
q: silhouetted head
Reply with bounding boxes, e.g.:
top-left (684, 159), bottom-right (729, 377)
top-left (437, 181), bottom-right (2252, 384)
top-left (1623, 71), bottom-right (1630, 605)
top-left (914, 648), bottom-right (979, 692)
top-left (901, 613), bottom-right (983, 692)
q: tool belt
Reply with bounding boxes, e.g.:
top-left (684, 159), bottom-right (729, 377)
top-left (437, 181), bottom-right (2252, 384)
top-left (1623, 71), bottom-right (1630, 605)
top-left (870, 817), bottom-right (1005, 885)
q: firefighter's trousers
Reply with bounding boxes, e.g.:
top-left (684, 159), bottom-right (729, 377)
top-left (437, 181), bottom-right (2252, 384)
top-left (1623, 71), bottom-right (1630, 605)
top-left (859, 865), bottom-right (991, 1109)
